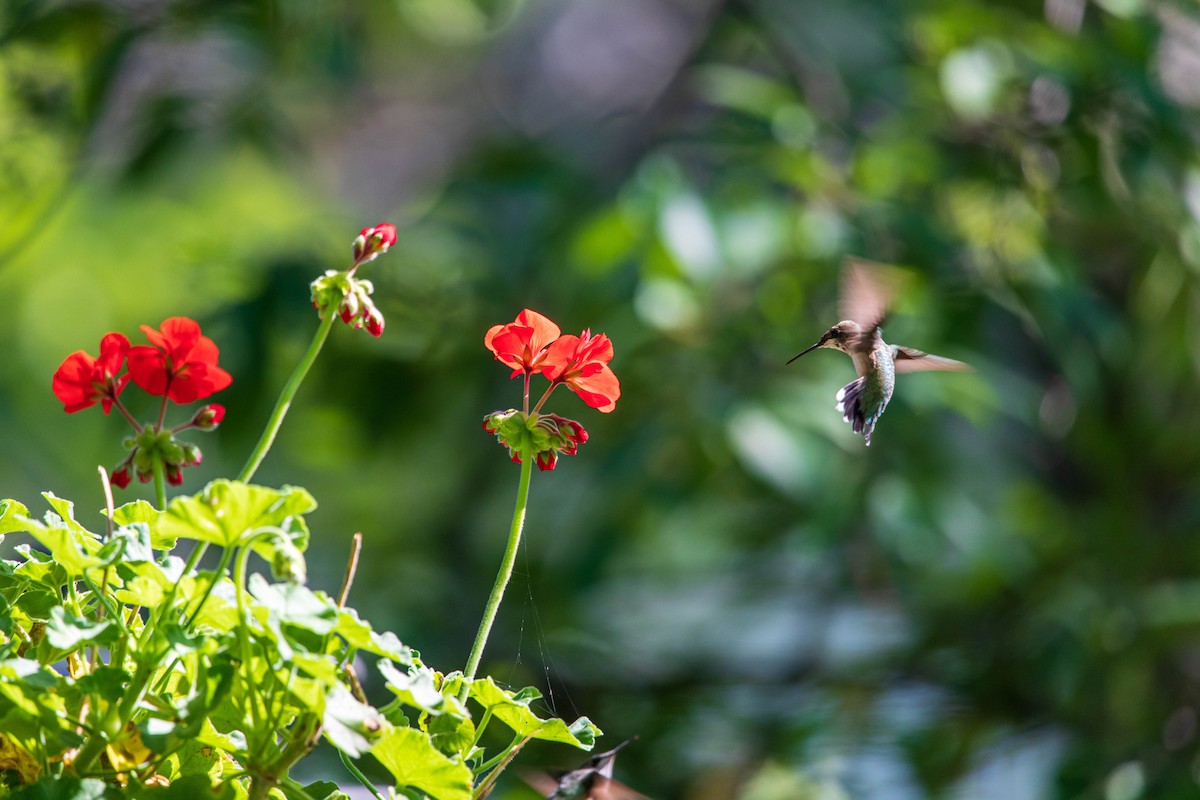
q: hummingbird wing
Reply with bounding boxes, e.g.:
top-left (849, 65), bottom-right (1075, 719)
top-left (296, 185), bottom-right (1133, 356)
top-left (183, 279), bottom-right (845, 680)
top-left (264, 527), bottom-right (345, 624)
top-left (591, 776), bottom-right (654, 800)
top-left (892, 345), bottom-right (972, 374)
top-left (521, 770), bottom-right (561, 798)
top-left (840, 257), bottom-right (903, 331)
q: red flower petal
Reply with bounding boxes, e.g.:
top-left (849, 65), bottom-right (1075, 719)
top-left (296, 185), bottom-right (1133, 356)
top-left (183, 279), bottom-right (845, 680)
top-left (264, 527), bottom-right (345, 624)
top-left (484, 309), bottom-right (561, 376)
top-left (129, 317), bottom-right (231, 404)
top-left (52, 333), bottom-right (131, 414)
top-left (540, 331), bottom-right (620, 412)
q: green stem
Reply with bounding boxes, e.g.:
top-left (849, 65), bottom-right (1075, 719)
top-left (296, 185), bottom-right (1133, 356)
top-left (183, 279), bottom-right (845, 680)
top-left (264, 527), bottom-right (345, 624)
top-left (183, 544), bottom-right (234, 628)
top-left (339, 751), bottom-right (386, 800)
top-left (239, 312), bottom-right (337, 483)
top-left (152, 457), bottom-right (167, 510)
top-left (462, 451), bottom-right (534, 694)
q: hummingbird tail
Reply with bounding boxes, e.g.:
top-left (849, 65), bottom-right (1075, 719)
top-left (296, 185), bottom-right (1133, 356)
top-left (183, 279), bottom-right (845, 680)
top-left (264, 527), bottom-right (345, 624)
top-left (835, 377), bottom-right (875, 446)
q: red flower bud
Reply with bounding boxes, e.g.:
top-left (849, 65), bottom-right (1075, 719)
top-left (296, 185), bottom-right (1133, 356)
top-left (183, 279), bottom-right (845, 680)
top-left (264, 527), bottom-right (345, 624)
top-left (352, 223), bottom-right (398, 264)
top-left (192, 403), bottom-right (225, 431)
top-left (166, 464), bottom-right (184, 486)
top-left (365, 307), bottom-right (385, 338)
top-left (535, 451), bottom-right (557, 471)
top-left (110, 465), bottom-right (131, 490)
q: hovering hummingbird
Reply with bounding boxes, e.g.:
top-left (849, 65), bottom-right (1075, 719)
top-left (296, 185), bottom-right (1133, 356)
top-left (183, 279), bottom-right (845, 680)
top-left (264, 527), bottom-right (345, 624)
top-left (523, 739), bottom-right (649, 800)
top-left (788, 258), bottom-right (971, 445)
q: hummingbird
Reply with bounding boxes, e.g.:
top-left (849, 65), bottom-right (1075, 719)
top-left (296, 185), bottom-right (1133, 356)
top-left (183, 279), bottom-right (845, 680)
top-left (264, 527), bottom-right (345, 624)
top-left (522, 739), bottom-right (650, 800)
top-left (788, 258), bottom-right (971, 445)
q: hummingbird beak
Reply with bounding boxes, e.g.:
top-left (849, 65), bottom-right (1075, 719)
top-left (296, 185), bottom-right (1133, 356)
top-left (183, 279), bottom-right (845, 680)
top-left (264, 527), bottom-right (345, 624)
top-left (786, 334), bottom-right (828, 365)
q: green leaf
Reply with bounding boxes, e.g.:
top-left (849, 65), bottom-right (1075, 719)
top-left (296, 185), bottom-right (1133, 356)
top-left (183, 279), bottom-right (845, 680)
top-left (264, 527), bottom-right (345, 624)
top-left (129, 774), bottom-right (237, 799)
top-left (289, 782), bottom-right (346, 800)
top-left (334, 607), bottom-right (414, 663)
top-left (322, 684), bottom-right (384, 758)
top-left (370, 726), bottom-right (473, 800)
top-left (157, 481), bottom-right (316, 550)
top-left (43, 607), bottom-right (115, 652)
top-left (248, 574), bottom-right (337, 635)
top-left (0, 498), bottom-right (31, 536)
top-left (100, 523), bottom-right (155, 564)
top-left (7, 775), bottom-right (123, 799)
top-left (468, 677), bottom-right (600, 749)
top-left (379, 661), bottom-right (453, 717)
top-left (108, 500), bottom-right (174, 549)
top-left (19, 513), bottom-right (103, 577)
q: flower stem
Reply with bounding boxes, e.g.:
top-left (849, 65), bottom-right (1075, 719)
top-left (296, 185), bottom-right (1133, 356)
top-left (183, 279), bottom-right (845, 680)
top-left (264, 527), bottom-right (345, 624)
top-left (152, 457), bottom-right (167, 510)
top-left (462, 450), bottom-right (534, 691)
top-left (239, 311), bottom-right (337, 483)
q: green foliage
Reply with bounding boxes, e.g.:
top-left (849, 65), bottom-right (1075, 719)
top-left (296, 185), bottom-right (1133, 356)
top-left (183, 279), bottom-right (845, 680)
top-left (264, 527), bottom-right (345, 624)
top-left (0, 481), bottom-right (591, 799)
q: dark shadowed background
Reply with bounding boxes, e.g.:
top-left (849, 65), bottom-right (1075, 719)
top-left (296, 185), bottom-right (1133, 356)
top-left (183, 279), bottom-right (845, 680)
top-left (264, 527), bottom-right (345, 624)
top-left (4, 0), bottom-right (1200, 797)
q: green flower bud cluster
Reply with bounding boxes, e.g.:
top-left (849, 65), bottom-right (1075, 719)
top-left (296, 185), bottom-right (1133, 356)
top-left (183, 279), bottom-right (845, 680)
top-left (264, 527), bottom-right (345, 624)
top-left (482, 410), bottom-right (589, 472)
top-left (310, 270), bottom-right (385, 337)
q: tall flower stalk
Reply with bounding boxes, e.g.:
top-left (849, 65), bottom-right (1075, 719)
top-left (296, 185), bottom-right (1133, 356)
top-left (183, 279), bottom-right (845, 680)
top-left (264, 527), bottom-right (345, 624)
top-left (466, 308), bottom-right (620, 682)
top-left (240, 222), bottom-right (396, 482)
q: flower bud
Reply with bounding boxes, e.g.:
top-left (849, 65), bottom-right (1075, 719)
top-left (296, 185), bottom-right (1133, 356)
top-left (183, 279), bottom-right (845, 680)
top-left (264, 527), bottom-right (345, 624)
top-left (110, 465), bottom-right (132, 490)
top-left (165, 464), bottom-right (183, 486)
top-left (271, 537), bottom-right (307, 585)
top-left (352, 223), bottom-right (398, 264)
top-left (192, 403), bottom-right (225, 431)
top-left (181, 443), bottom-right (202, 467)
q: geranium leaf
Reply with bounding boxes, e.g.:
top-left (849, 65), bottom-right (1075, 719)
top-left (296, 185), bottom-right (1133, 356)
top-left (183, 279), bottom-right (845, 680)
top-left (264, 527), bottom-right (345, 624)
top-left (290, 781), bottom-right (347, 800)
top-left (370, 726), bottom-right (472, 800)
top-left (248, 574), bottom-right (337, 635)
top-left (0, 499), bottom-right (30, 537)
top-left (468, 677), bottom-right (600, 749)
top-left (379, 662), bottom-right (446, 716)
top-left (334, 607), bottom-right (413, 663)
top-left (19, 512), bottom-right (103, 577)
top-left (43, 607), bottom-right (116, 652)
top-left (322, 684), bottom-right (384, 758)
top-left (107, 501), bottom-right (174, 550)
top-left (101, 523), bottom-right (154, 564)
top-left (157, 481), bottom-right (316, 550)
top-left (6, 775), bottom-right (123, 799)
top-left (132, 774), bottom-right (237, 799)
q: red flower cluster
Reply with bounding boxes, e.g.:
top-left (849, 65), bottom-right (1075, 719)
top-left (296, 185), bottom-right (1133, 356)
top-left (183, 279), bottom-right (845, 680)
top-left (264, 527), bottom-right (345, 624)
top-left (485, 309), bottom-right (620, 412)
top-left (482, 309), bottom-right (619, 470)
top-left (52, 333), bottom-right (131, 415)
top-left (128, 318), bottom-right (232, 404)
top-left (52, 317), bottom-right (230, 490)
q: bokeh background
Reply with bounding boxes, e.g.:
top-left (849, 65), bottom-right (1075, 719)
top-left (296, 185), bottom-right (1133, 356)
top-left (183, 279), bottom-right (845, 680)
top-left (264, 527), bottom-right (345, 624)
top-left (4, 0), bottom-right (1200, 797)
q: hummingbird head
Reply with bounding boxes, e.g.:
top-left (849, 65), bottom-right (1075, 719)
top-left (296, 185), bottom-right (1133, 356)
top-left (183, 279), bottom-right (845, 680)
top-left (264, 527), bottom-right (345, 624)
top-left (787, 320), bottom-right (863, 363)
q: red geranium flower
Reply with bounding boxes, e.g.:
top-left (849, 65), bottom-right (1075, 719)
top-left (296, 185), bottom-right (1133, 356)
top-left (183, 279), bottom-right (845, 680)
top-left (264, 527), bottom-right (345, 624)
top-left (485, 309), bottom-right (561, 377)
top-left (128, 317), bottom-right (232, 404)
top-left (541, 330), bottom-right (620, 412)
top-left (52, 333), bottom-right (131, 414)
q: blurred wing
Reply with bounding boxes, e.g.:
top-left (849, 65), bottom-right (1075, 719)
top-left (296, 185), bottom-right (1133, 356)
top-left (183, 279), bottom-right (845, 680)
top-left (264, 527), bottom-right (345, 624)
top-left (521, 771), bottom-right (560, 798)
top-left (593, 776), bottom-right (654, 800)
top-left (893, 345), bottom-right (972, 373)
top-left (840, 257), bottom-right (904, 330)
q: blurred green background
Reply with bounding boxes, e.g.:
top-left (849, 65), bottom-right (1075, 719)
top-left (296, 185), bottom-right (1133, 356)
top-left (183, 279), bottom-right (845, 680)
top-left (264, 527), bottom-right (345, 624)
top-left (4, 0), bottom-right (1200, 797)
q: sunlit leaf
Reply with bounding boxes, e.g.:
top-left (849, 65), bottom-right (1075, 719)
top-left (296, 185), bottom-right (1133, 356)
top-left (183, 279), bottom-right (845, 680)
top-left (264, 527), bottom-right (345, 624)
top-left (468, 677), bottom-right (599, 749)
top-left (370, 726), bottom-right (472, 800)
top-left (322, 684), bottom-right (384, 758)
top-left (43, 607), bottom-right (115, 651)
top-left (108, 501), bottom-right (174, 550)
top-left (157, 481), bottom-right (315, 550)
top-left (379, 661), bottom-right (449, 717)
top-left (0, 499), bottom-right (31, 537)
